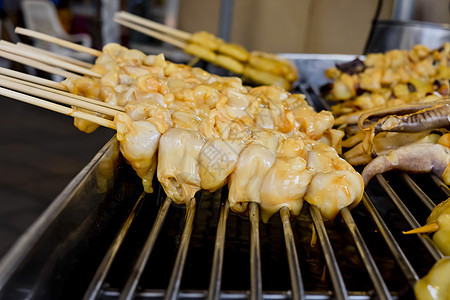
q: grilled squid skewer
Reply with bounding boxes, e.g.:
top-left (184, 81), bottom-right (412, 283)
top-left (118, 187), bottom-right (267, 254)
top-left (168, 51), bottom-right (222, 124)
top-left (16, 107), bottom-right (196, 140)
top-left (305, 141), bottom-right (364, 220)
top-left (260, 138), bottom-right (313, 222)
top-left (157, 128), bottom-right (206, 204)
top-left (228, 143), bottom-right (276, 214)
top-left (114, 113), bottom-right (161, 193)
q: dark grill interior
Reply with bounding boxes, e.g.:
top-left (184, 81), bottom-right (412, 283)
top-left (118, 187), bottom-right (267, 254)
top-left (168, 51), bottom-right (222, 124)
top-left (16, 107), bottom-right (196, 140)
top-left (0, 55), bottom-right (448, 300)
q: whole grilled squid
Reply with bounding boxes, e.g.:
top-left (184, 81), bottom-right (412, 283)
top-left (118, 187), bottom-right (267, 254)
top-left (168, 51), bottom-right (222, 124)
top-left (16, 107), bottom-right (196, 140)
top-left (354, 101), bottom-right (450, 186)
top-left (358, 100), bottom-right (450, 153)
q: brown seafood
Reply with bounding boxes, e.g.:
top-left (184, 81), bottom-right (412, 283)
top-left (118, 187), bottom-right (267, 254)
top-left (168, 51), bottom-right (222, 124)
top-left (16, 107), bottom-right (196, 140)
top-left (361, 143), bottom-right (450, 186)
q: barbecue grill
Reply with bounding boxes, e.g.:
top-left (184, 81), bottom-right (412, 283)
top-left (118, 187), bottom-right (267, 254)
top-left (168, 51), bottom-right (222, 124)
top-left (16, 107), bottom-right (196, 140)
top-left (0, 55), bottom-right (447, 300)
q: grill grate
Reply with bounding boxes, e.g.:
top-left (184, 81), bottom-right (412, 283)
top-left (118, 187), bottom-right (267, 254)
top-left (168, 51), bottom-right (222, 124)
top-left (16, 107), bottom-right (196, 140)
top-left (79, 168), bottom-right (448, 300)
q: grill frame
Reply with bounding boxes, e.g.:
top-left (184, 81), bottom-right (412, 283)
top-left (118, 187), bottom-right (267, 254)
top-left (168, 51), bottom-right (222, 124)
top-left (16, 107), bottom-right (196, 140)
top-left (0, 55), bottom-right (448, 300)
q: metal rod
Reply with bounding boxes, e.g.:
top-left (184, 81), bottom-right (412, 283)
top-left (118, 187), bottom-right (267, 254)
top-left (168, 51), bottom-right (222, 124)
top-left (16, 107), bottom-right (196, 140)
top-left (119, 197), bottom-right (172, 300)
top-left (376, 174), bottom-right (444, 261)
top-left (83, 192), bottom-right (147, 300)
top-left (164, 197), bottom-right (198, 300)
top-left (392, 0), bottom-right (416, 21)
top-left (217, 0), bottom-right (234, 41)
top-left (430, 174), bottom-right (450, 197)
top-left (280, 207), bottom-right (305, 300)
top-left (207, 200), bottom-right (230, 300)
top-left (249, 202), bottom-right (262, 300)
top-left (362, 193), bottom-right (419, 287)
top-left (400, 173), bottom-right (435, 211)
top-left (341, 208), bottom-right (392, 300)
top-left (309, 206), bottom-right (349, 300)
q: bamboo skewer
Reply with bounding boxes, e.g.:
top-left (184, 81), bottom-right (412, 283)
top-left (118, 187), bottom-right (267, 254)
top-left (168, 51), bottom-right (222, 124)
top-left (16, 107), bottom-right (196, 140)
top-left (0, 66), bottom-right (66, 90)
top-left (15, 27), bottom-right (102, 57)
top-left (0, 87), bottom-right (115, 129)
top-left (2, 75), bottom-right (124, 112)
top-left (16, 42), bottom-right (94, 69)
top-left (116, 11), bottom-right (191, 41)
top-left (0, 49), bottom-right (80, 79)
top-left (2, 73), bottom-right (124, 111)
top-left (0, 75), bottom-right (120, 117)
top-left (113, 17), bottom-right (187, 49)
top-left (0, 41), bottom-right (101, 78)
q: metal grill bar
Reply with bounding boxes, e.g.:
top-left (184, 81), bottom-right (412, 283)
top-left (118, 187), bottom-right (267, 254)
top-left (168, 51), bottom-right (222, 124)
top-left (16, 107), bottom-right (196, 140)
top-left (340, 208), bottom-right (392, 300)
top-left (280, 207), bottom-right (305, 300)
top-left (399, 173), bottom-right (435, 210)
top-left (309, 206), bottom-right (349, 300)
top-left (104, 289), bottom-right (394, 299)
top-left (120, 196), bottom-right (172, 300)
top-left (83, 192), bottom-right (147, 300)
top-left (164, 197), bottom-right (198, 300)
top-left (299, 83), bottom-right (331, 112)
top-left (249, 202), bottom-right (262, 300)
top-left (207, 200), bottom-right (230, 300)
top-left (430, 174), bottom-right (450, 197)
top-left (361, 193), bottom-right (419, 287)
top-left (376, 174), bottom-right (444, 261)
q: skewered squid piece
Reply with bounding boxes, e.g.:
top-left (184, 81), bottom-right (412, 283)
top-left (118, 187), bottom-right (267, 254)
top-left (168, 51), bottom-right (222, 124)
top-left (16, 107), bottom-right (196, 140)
top-left (305, 141), bottom-right (364, 220)
top-left (414, 257), bottom-right (450, 300)
top-left (114, 113), bottom-right (161, 193)
top-left (227, 129), bottom-right (282, 213)
top-left (248, 86), bottom-right (295, 132)
top-left (403, 198), bottom-right (450, 256)
top-left (157, 128), bottom-right (206, 204)
top-left (228, 143), bottom-right (277, 214)
top-left (198, 138), bottom-right (246, 192)
top-left (124, 102), bottom-right (173, 133)
top-left (260, 138), bottom-right (313, 222)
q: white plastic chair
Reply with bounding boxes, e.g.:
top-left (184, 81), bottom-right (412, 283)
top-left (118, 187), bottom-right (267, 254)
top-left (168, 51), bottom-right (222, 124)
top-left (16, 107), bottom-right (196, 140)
top-left (21, 0), bottom-right (94, 62)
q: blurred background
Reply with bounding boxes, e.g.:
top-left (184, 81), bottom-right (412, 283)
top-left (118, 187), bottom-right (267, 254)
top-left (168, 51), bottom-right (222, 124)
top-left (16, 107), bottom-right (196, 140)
top-left (0, 0), bottom-right (448, 258)
top-left (1, 0), bottom-right (449, 56)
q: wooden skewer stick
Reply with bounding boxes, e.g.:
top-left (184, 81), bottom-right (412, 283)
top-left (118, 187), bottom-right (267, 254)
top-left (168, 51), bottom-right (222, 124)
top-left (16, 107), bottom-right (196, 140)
top-left (4, 75), bottom-right (125, 112)
top-left (114, 17), bottom-right (187, 49)
top-left (0, 41), bottom-right (101, 78)
top-left (116, 11), bottom-right (191, 41)
top-left (0, 75), bottom-right (123, 116)
top-left (15, 27), bottom-right (102, 57)
top-left (403, 223), bottom-right (439, 234)
top-left (0, 87), bottom-right (115, 129)
top-left (0, 49), bottom-right (80, 79)
top-left (0, 66), bottom-right (66, 90)
top-left (16, 42), bottom-right (94, 69)
top-left (0, 75), bottom-right (118, 117)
